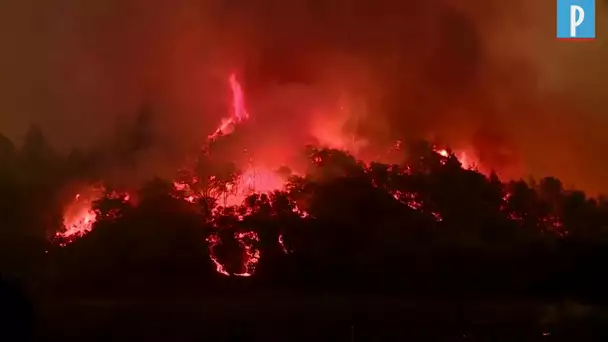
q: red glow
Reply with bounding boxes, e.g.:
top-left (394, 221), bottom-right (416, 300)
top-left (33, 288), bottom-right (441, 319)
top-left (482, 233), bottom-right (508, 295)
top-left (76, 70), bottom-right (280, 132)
top-left (58, 187), bottom-right (131, 244)
top-left (209, 73), bottom-right (250, 140)
top-left (223, 165), bottom-right (289, 206)
top-left (55, 71), bottom-right (552, 278)
top-left (233, 231), bottom-right (261, 277)
top-left (57, 188), bottom-right (104, 242)
top-left (434, 146), bottom-right (482, 172)
top-left (310, 97), bottom-right (368, 155)
top-left (229, 73), bottom-right (249, 122)
top-left (205, 230), bottom-right (261, 277)
top-left (206, 234), bottom-right (231, 276)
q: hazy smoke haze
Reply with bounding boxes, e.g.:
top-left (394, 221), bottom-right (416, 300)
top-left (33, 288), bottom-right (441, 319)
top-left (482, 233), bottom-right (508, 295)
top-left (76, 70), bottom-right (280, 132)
top-left (0, 0), bottom-right (607, 192)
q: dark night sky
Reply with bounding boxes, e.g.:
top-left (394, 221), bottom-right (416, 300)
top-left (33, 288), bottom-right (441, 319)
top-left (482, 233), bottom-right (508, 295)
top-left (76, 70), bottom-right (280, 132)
top-left (0, 0), bottom-right (607, 193)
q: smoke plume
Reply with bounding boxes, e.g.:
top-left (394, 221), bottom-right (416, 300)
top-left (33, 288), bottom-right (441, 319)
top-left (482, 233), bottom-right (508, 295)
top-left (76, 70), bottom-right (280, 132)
top-left (0, 0), bottom-right (607, 193)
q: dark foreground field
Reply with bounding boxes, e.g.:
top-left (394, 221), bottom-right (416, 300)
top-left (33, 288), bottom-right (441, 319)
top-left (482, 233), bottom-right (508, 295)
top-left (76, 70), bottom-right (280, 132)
top-left (28, 295), bottom-right (608, 341)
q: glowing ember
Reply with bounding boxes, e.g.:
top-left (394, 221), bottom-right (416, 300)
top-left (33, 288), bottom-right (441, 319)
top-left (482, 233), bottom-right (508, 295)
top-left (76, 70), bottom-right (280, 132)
top-left (499, 189), bottom-right (565, 236)
top-left (205, 231), bottom-right (261, 277)
top-left (278, 234), bottom-right (292, 254)
top-left (292, 204), bottom-right (310, 218)
top-left (173, 180), bottom-right (200, 203)
top-left (173, 181), bottom-right (189, 191)
top-left (206, 234), bottom-right (230, 276)
top-left (234, 231), bottom-right (261, 277)
top-left (391, 190), bottom-right (442, 222)
top-left (394, 191), bottom-right (423, 211)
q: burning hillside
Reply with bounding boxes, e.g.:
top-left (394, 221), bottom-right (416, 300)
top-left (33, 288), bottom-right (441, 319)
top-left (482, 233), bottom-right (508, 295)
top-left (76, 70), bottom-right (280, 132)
top-left (56, 73), bottom-right (296, 276)
top-left (54, 72), bottom-right (570, 277)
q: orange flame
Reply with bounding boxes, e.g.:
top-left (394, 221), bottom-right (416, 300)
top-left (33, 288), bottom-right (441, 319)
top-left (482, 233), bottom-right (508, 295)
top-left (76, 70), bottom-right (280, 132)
top-left (56, 70), bottom-right (529, 278)
top-left (206, 234), bottom-right (231, 276)
top-left (57, 192), bottom-right (100, 242)
top-left (233, 231), bottom-right (261, 277)
top-left (209, 73), bottom-right (250, 140)
top-left (58, 188), bottom-right (131, 244)
top-left (434, 147), bottom-right (480, 171)
top-left (223, 165), bottom-right (289, 206)
top-left (229, 73), bottom-right (249, 122)
top-left (205, 231), bottom-right (261, 277)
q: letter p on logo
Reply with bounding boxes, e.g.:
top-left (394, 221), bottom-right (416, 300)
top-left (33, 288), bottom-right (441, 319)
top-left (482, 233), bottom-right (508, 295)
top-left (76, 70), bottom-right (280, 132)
top-left (557, 0), bottom-right (595, 39)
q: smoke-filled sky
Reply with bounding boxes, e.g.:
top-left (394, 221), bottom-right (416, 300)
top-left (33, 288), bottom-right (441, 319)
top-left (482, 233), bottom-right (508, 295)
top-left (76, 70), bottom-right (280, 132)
top-left (0, 0), bottom-right (607, 193)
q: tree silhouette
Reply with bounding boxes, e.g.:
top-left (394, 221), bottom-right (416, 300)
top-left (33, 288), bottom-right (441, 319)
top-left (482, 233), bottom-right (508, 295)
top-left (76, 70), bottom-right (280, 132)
top-left (0, 123), bottom-right (608, 299)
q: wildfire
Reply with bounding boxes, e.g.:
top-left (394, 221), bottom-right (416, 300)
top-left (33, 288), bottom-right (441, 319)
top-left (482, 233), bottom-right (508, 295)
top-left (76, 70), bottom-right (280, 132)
top-left (392, 190), bottom-right (443, 222)
top-left (172, 164), bottom-right (289, 207)
top-left (233, 231), bottom-right (261, 277)
top-left (57, 191), bottom-right (101, 243)
top-left (437, 149), bottom-right (449, 158)
top-left (278, 234), bottom-right (289, 254)
top-left (55, 70), bottom-right (546, 279)
top-left (206, 234), bottom-right (230, 276)
top-left (434, 147), bottom-right (480, 171)
top-left (208, 73), bottom-right (250, 140)
top-left (182, 73), bottom-right (289, 208)
top-left (205, 231), bottom-right (261, 277)
top-left (223, 165), bottom-right (289, 206)
top-left (194, 74), bottom-right (274, 276)
top-left (57, 187), bottom-right (133, 245)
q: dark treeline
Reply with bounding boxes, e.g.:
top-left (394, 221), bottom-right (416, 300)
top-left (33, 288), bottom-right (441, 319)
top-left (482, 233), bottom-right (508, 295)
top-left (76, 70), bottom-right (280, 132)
top-left (2, 122), bottom-right (608, 303)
